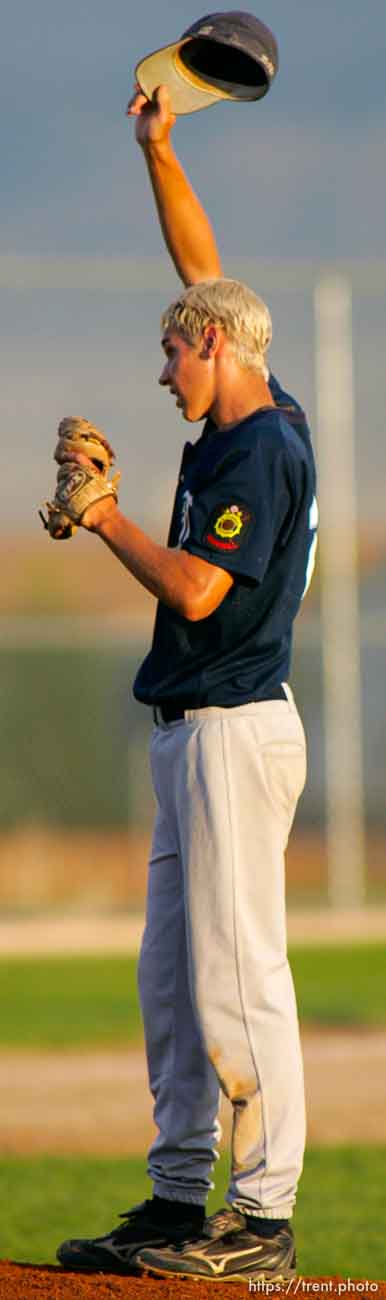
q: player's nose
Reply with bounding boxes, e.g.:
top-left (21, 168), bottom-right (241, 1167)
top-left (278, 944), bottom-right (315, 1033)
top-left (158, 364), bottom-right (170, 386)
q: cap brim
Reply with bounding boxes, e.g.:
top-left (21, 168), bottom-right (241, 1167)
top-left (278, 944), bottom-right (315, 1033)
top-left (136, 39), bottom-right (229, 115)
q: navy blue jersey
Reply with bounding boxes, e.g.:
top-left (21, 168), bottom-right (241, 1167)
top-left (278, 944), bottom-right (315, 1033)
top-left (133, 375), bottom-right (317, 708)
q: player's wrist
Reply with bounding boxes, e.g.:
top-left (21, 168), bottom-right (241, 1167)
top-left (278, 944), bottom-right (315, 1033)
top-left (142, 135), bottom-right (174, 163)
top-left (82, 495), bottom-right (118, 533)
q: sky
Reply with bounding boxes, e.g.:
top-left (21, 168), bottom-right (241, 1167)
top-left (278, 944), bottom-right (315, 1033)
top-left (2, 0), bottom-right (386, 530)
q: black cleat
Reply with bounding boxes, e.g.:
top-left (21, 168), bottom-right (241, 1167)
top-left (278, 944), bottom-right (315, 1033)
top-left (56, 1198), bottom-right (202, 1274)
top-left (137, 1206), bottom-right (297, 1283)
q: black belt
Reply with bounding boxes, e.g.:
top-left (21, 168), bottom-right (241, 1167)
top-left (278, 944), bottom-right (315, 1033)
top-left (153, 686), bottom-right (286, 725)
top-left (153, 701), bottom-right (187, 724)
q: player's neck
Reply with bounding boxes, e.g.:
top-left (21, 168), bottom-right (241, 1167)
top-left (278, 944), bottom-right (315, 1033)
top-left (209, 371), bottom-right (275, 432)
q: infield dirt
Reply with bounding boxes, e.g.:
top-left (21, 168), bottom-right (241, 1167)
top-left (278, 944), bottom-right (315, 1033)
top-left (0, 1265), bottom-right (385, 1300)
top-left (1, 1029), bottom-right (386, 1155)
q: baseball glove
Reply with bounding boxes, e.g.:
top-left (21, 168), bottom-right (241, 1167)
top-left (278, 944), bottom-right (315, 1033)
top-left (39, 417), bottom-right (120, 540)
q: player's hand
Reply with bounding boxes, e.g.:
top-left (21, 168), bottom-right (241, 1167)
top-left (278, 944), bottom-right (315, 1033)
top-left (126, 83), bottom-right (176, 148)
top-left (54, 446), bottom-right (96, 472)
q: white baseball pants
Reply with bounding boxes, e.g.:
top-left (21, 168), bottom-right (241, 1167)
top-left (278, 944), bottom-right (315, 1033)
top-left (137, 688), bottom-right (307, 1219)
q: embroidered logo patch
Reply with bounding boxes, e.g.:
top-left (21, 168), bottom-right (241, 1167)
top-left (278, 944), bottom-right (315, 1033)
top-left (204, 502), bottom-right (254, 551)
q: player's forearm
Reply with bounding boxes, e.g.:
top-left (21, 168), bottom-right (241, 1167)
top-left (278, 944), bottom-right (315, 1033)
top-left (143, 139), bottom-right (223, 286)
top-left (92, 506), bottom-right (205, 617)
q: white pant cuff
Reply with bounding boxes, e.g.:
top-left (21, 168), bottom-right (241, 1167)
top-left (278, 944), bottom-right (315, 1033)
top-left (231, 1200), bottom-right (294, 1220)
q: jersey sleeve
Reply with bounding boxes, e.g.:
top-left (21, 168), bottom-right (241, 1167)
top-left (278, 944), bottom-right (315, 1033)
top-left (182, 440), bottom-right (293, 584)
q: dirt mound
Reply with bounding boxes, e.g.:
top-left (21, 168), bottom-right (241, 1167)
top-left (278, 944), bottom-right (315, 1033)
top-left (1, 1263), bottom-right (385, 1300)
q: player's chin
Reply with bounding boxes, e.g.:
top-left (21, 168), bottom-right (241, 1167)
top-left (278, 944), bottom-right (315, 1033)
top-left (183, 404), bottom-right (209, 423)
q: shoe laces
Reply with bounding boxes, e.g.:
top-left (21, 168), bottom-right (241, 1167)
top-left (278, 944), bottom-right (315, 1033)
top-left (115, 1201), bottom-right (203, 1250)
top-left (112, 1200), bottom-right (155, 1241)
top-left (204, 1207), bottom-right (245, 1239)
top-left (118, 1200), bottom-right (153, 1222)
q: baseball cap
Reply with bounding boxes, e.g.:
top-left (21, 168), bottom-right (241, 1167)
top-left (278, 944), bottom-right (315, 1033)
top-left (135, 11), bottom-right (278, 115)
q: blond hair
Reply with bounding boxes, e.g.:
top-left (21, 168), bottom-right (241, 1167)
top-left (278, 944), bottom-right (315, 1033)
top-left (161, 278), bottom-right (272, 378)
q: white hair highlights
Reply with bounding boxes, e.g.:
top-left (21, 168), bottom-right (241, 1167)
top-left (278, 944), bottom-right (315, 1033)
top-left (161, 278), bottom-right (272, 378)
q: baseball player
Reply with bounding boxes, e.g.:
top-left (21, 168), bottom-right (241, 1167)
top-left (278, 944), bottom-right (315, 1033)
top-left (56, 90), bottom-right (317, 1286)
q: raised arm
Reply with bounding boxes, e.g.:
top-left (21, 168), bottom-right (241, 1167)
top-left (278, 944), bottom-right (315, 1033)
top-left (127, 85), bottom-right (223, 286)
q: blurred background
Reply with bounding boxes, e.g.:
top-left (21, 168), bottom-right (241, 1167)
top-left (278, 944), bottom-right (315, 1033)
top-left (1, 0), bottom-right (386, 915)
top-left (1, 6), bottom-right (386, 1276)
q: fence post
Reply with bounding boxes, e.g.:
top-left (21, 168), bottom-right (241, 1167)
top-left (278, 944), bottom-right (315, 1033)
top-left (314, 274), bottom-right (365, 908)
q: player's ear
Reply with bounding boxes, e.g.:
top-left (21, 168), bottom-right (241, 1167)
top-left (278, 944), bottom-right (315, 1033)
top-left (200, 325), bottom-right (219, 360)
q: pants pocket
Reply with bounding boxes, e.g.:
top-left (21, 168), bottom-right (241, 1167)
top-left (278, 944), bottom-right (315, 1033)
top-left (261, 741), bottom-right (307, 819)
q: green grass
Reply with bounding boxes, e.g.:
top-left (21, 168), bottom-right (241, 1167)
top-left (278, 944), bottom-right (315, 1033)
top-left (0, 1149), bottom-right (385, 1278)
top-left (2, 954), bottom-right (142, 1048)
top-left (2, 944), bottom-right (386, 1049)
top-left (290, 943), bottom-right (386, 1027)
